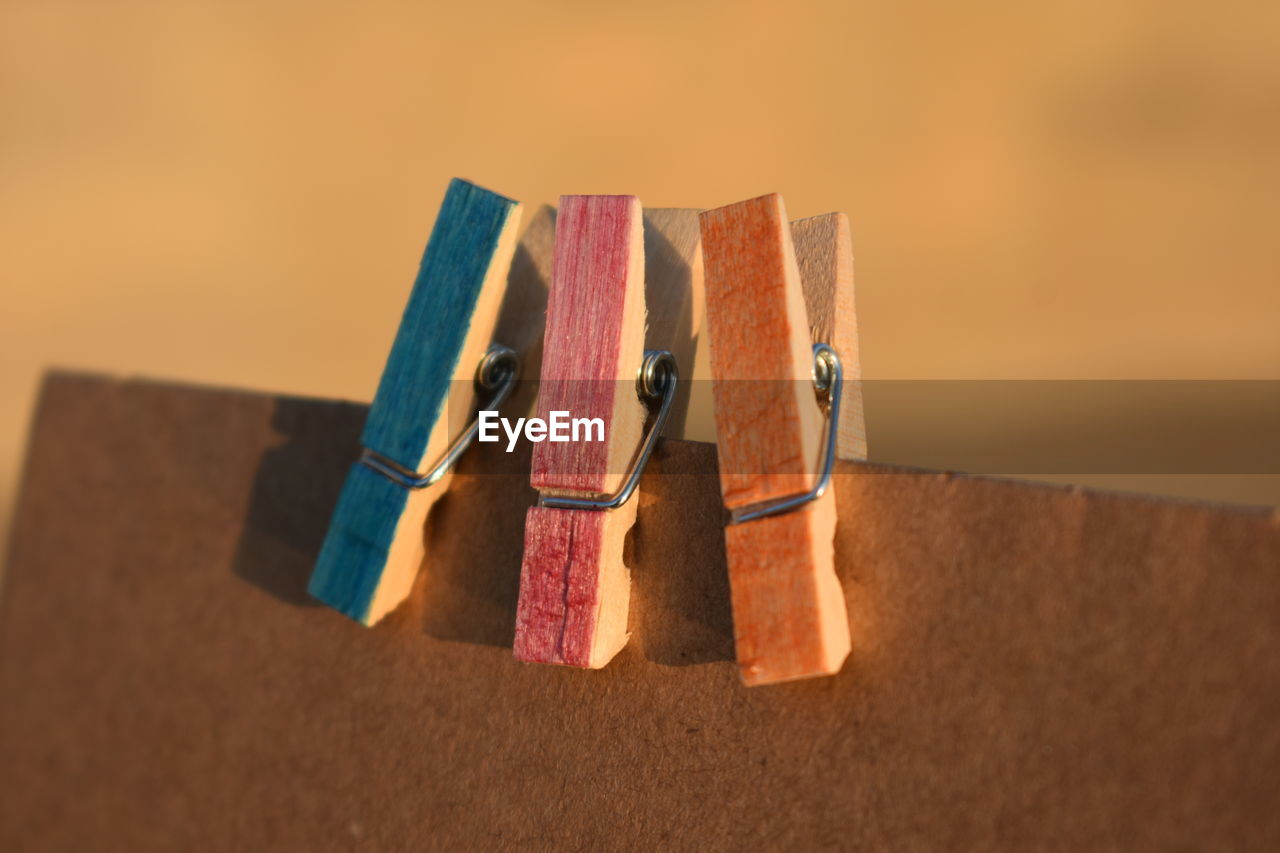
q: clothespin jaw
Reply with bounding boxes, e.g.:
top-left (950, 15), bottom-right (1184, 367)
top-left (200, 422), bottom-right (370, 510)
top-left (513, 195), bottom-right (655, 669)
top-left (792, 213), bottom-right (866, 460)
top-left (642, 209), bottom-right (704, 439)
top-left (309, 178), bottom-right (523, 625)
top-left (700, 193), bottom-right (852, 686)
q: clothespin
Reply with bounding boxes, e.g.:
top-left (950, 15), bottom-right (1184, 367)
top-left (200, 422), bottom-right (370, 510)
top-left (309, 178), bottom-right (523, 625)
top-left (675, 210), bottom-right (865, 448)
top-left (642, 208), bottom-right (704, 439)
top-left (792, 213), bottom-right (866, 460)
top-left (513, 195), bottom-right (680, 668)
top-left (699, 193), bottom-right (852, 685)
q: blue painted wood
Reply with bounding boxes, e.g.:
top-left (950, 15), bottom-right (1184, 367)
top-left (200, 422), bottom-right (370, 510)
top-left (309, 178), bottom-right (520, 623)
top-left (309, 466), bottom-right (411, 622)
top-left (363, 178), bottom-right (520, 468)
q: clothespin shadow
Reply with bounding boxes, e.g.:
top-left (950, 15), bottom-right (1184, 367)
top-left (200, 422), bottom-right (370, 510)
top-left (417, 438), bottom-right (539, 648)
top-left (626, 441), bottom-right (736, 666)
top-left (627, 208), bottom-right (735, 665)
top-left (417, 204), bottom-right (555, 648)
top-left (230, 395), bottom-right (366, 606)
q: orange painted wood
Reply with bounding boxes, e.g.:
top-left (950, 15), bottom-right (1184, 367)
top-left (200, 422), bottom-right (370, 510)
top-left (700, 194), bottom-right (825, 508)
top-left (792, 212), bottom-right (867, 460)
top-left (514, 195), bottom-right (646, 668)
top-left (725, 499), bottom-right (847, 685)
top-left (699, 193), bottom-right (851, 685)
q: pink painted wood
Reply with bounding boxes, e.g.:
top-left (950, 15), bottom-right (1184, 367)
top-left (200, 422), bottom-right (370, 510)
top-left (512, 508), bottom-right (608, 667)
top-left (514, 194), bottom-right (645, 668)
top-left (530, 195), bottom-right (644, 496)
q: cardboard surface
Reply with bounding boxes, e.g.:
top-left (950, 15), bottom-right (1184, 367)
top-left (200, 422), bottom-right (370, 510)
top-left (2, 373), bottom-right (1279, 850)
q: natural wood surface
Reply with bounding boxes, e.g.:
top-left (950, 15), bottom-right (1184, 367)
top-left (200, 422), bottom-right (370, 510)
top-left (5, 374), bottom-right (1280, 850)
top-left (700, 193), bottom-right (850, 685)
top-left (515, 195), bottom-right (646, 668)
top-left (642, 208), bottom-right (703, 439)
top-left (792, 212), bottom-right (867, 460)
top-left (307, 178), bottom-right (522, 625)
top-left (493, 203), bottom-right (557, 420)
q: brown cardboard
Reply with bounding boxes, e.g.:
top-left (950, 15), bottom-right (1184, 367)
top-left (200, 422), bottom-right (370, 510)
top-left (2, 373), bottom-right (1278, 850)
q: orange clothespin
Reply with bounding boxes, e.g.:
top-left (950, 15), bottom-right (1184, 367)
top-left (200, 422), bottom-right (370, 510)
top-left (792, 212), bottom-right (866, 461)
top-left (699, 192), bottom-right (852, 685)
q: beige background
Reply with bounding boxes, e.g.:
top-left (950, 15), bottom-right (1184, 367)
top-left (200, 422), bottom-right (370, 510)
top-left (3, 0), bottom-right (1279, 555)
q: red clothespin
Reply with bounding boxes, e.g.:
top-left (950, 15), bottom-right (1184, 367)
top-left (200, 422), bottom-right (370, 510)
top-left (513, 195), bottom-right (679, 668)
top-left (699, 193), bottom-right (852, 685)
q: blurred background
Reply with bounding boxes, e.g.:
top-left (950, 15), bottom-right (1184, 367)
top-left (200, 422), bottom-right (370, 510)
top-left (3, 0), bottom-right (1279, 558)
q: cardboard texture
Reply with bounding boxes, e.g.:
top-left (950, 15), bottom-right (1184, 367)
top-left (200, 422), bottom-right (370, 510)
top-left (2, 373), bottom-right (1279, 850)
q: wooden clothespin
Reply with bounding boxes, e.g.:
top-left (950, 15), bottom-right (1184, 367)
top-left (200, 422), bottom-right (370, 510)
top-left (675, 211), bottom-right (865, 450)
top-left (513, 195), bottom-right (679, 668)
top-left (642, 208), bottom-right (704, 439)
top-left (700, 193), bottom-right (851, 685)
top-left (309, 178), bottom-right (523, 625)
top-left (792, 213), bottom-right (866, 460)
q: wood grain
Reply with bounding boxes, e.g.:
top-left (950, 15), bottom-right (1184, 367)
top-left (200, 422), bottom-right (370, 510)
top-left (699, 193), bottom-right (825, 507)
top-left (493, 203), bottom-right (557, 420)
top-left (307, 178), bottom-right (522, 625)
top-left (515, 195), bottom-right (646, 668)
top-left (529, 195), bottom-right (645, 497)
top-left (513, 501), bottom-right (637, 668)
top-left (700, 193), bottom-right (851, 684)
top-left (642, 208), bottom-right (703, 439)
top-left (792, 212), bottom-right (867, 460)
top-left (725, 499), bottom-right (847, 685)
top-left (678, 211), bottom-right (860, 447)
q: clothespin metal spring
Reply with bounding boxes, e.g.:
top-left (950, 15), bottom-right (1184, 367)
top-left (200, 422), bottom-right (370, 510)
top-left (359, 343), bottom-right (520, 489)
top-left (537, 349), bottom-right (678, 512)
top-left (727, 342), bottom-right (842, 525)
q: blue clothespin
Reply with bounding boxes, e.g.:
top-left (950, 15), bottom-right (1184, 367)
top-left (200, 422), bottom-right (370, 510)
top-left (309, 178), bottom-right (523, 625)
